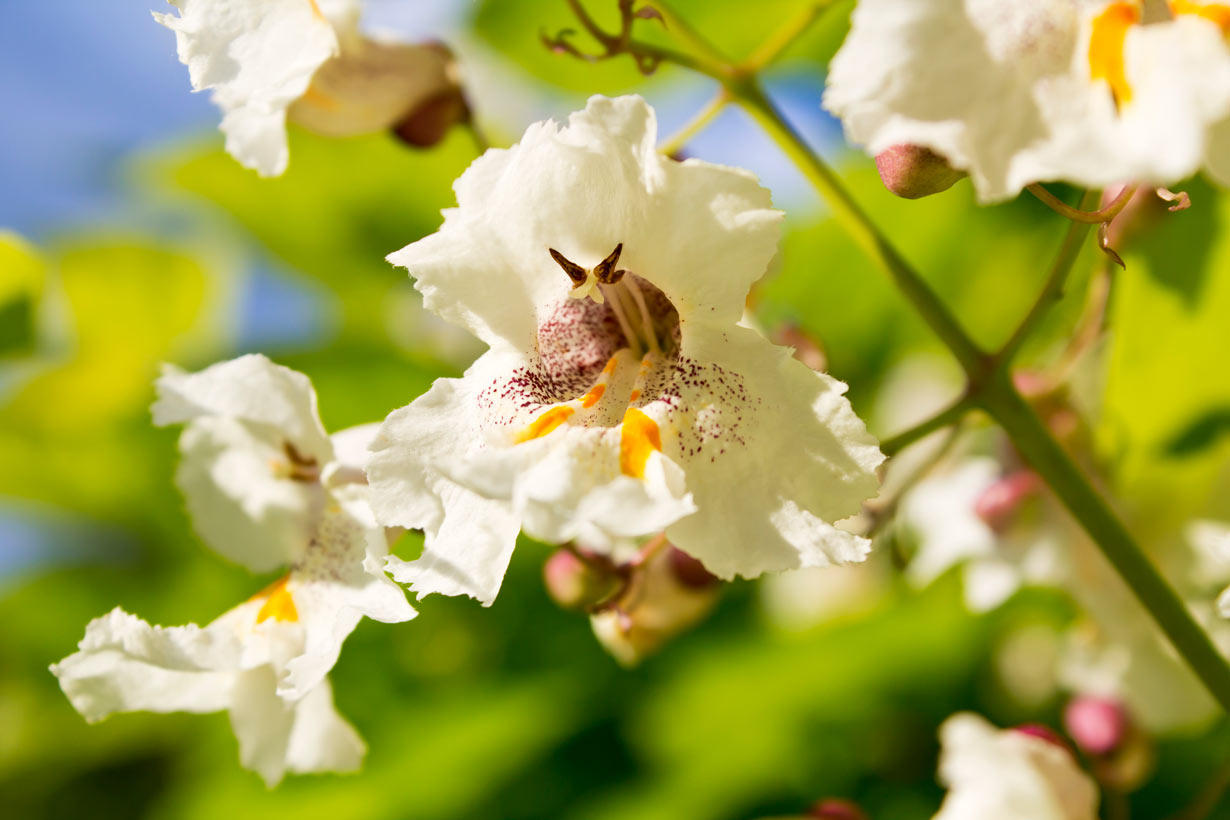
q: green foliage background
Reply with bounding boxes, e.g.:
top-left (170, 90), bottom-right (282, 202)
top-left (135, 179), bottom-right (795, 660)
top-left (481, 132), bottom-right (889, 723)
top-left (2, 2), bottom-right (1230, 818)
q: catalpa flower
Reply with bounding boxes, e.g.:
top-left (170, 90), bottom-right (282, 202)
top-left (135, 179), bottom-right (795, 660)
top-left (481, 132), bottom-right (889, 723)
top-left (155, 0), bottom-right (464, 175)
top-left (824, 0), bottom-right (1230, 201)
top-left (934, 714), bottom-right (1099, 820)
top-left (52, 355), bottom-right (414, 784)
top-left (368, 95), bottom-right (883, 605)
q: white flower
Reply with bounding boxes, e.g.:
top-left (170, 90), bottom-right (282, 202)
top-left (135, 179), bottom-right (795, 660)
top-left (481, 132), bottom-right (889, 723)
top-left (52, 355), bottom-right (415, 784)
top-left (1187, 519), bottom-right (1230, 614)
top-left (155, 0), bottom-right (460, 175)
top-left (901, 458), bottom-right (1064, 612)
top-left (824, 0), bottom-right (1230, 201)
top-left (934, 713), bottom-right (1099, 820)
top-left (52, 604), bottom-right (363, 786)
top-left (150, 353), bottom-right (416, 696)
top-left (368, 95), bottom-right (883, 605)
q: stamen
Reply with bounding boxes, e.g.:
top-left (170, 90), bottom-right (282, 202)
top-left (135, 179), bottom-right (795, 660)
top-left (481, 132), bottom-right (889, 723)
top-left (599, 282), bottom-right (643, 357)
top-left (594, 243), bottom-right (626, 285)
top-left (622, 276), bottom-right (662, 356)
top-left (549, 248), bottom-right (589, 288)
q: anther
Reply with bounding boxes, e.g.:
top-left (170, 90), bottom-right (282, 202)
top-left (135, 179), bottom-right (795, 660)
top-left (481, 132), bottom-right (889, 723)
top-left (594, 243), bottom-right (626, 285)
top-left (549, 248), bottom-right (589, 288)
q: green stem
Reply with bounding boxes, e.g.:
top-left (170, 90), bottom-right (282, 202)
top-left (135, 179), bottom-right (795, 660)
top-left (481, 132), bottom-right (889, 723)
top-left (1027, 182), bottom-right (1137, 224)
top-left (980, 375), bottom-right (1230, 712)
top-left (734, 82), bottom-right (989, 377)
top-left (742, 0), bottom-right (841, 71)
top-left (658, 90), bottom-right (729, 156)
top-left (996, 190), bottom-right (1098, 364)
top-left (879, 398), bottom-right (973, 457)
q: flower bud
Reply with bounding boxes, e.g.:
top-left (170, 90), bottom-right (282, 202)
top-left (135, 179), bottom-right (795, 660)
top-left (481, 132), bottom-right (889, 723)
top-left (1063, 695), bottom-right (1129, 756)
top-left (1012, 723), bottom-right (1071, 752)
top-left (289, 39), bottom-right (467, 147)
top-left (874, 144), bottom-right (965, 199)
top-left (808, 798), bottom-right (869, 820)
top-left (973, 470), bottom-right (1041, 533)
top-left (542, 549), bottom-right (621, 611)
top-left (590, 542), bottom-right (719, 666)
top-left (668, 546), bottom-right (719, 589)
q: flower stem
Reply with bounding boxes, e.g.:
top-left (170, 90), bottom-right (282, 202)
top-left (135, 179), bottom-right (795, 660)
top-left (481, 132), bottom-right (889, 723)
top-left (879, 398), bottom-right (973, 457)
top-left (741, 0), bottom-right (841, 71)
top-left (734, 83), bottom-right (989, 377)
top-left (995, 190), bottom-right (1099, 364)
top-left (1027, 182), bottom-right (1137, 223)
top-left (979, 373), bottom-right (1230, 712)
top-left (658, 90), bottom-right (729, 156)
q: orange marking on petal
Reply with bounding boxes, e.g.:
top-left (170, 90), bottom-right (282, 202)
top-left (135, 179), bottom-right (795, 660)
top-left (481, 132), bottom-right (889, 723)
top-left (306, 0), bottom-right (327, 22)
top-left (1171, 0), bottom-right (1230, 32)
top-left (1089, 2), bottom-right (1140, 108)
top-left (581, 383), bottom-right (606, 408)
top-left (619, 408), bottom-right (661, 478)
top-left (515, 405), bottom-right (575, 443)
top-left (603, 355), bottom-right (620, 375)
top-left (254, 576), bottom-right (299, 623)
top-left (628, 389), bottom-right (641, 402)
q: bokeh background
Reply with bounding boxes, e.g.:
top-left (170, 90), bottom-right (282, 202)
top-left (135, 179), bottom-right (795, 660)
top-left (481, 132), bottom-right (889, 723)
top-left (3, 1), bottom-right (1229, 818)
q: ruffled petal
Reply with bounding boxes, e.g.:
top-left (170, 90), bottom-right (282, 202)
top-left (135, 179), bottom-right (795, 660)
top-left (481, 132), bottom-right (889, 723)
top-left (279, 494), bottom-right (416, 699)
top-left (387, 95), bottom-right (781, 349)
top-left (368, 360), bottom-right (522, 604)
top-left (153, 354), bottom-right (333, 463)
top-left (229, 667), bottom-right (362, 786)
top-left (51, 608), bottom-right (239, 722)
top-left (174, 417), bottom-right (324, 571)
top-left (154, 0), bottom-right (341, 176)
top-left (660, 325), bottom-right (882, 578)
top-left (936, 713), bottom-right (1099, 820)
top-left (824, 0), bottom-right (1230, 199)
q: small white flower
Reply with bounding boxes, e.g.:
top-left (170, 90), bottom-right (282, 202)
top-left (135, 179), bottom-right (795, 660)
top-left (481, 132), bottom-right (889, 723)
top-left (367, 95), bottom-right (883, 605)
top-left (901, 458), bottom-right (1064, 612)
top-left (155, 0), bottom-right (460, 175)
top-left (151, 353), bottom-right (416, 696)
top-left (53, 355), bottom-right (415, 784)
top-left (1187, 518), bottom-right (1230, 614)
top-left (824, 0), bottom-right (1230, 201)
top-left (934, 713), bottom-right (1099, 820)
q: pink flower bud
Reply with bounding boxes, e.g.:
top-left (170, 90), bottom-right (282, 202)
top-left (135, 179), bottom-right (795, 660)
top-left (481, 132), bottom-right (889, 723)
top-left (874, 144), bottom-right (965, 199)
top-left (1063, 696), bottom-right (1129, 756)
top-left (809, 798), bottom-right (869, 820)
top-left (668, 547), bottom-right (718, 589)
top-left (1013, 723), bottom-right (1070, 752)
top-left (973, 470), bottom-right (1041, 533)
top-left (542, 549), bottom-right (620, 611)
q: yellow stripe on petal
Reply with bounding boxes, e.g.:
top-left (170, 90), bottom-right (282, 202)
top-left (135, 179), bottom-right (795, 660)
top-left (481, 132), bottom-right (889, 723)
top-left (581, 383), bottom-right (606, 408)
top-left (255, 576), bottom-right (299, 623)
top-left (1171, 1), bottom-right (1230, 33)
top-left (619, 408), bottom-right (661, 478)
top-left (306, 0), bottom-right (328, 22)
top-left (1089, 3), bottom-right (1141, 107)
top-left (516, 406), bottom-right (575, 443)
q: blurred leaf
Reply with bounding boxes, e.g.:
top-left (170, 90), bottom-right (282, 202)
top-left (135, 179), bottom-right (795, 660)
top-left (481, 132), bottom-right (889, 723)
top-left (1098, 186), bottom-right (1230, 529)
top-left (0, 232), bottom-right (44, 357)
top-left (158, 128), bottom-right (477, 346)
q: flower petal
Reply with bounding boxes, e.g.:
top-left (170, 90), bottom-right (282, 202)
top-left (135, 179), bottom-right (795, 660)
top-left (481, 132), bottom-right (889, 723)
top-left (153, 354), bottom-right (333, 463)
top-left (936, 712), bottom-right (1099, 820)
top-left (387, 95), bottom-right (781, 349)
top-left (229, 667), bottom-right (363, 786)
top-left (154, 0), bottom-right (342, 176)
top-left (368, 364), bottom-right (522, 605)
top-left (51, 607), bottom-right (239, 723)
top-left (279, 495), bottom-right (416, 699)
top-left (661, 326), bottom-right (882, 579)
top-left (174, 416), bottom-right (324, 571)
